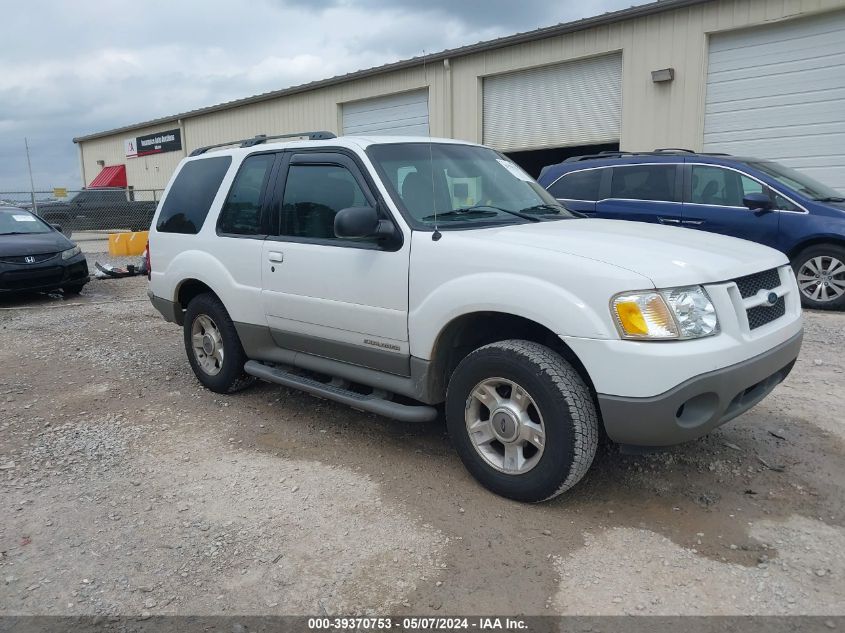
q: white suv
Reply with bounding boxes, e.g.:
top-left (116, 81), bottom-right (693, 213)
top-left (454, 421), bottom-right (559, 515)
top-left (148, 132), bottom-right (803, 502)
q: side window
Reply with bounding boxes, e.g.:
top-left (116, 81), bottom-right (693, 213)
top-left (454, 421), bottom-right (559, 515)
top-left (218, 154), bottom-right (275, 235)
top-left (690, 165), bottom-right (763, 207)
top-left (774, 193), bottom-right (801, 212)
top-left (610, 165), bottom-right (676, 202)
top-left (157, 156), bottom-right (232, 234)
top-left (740, 175), bottom-right (764, 196)
top-left (279, 164), bottom-right (368, 240)
top-left (547, 169), bottom-right (603, 201)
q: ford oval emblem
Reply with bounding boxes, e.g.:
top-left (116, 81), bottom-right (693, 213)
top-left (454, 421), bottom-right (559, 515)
top-left (767, 292), bottom-right (778, 306)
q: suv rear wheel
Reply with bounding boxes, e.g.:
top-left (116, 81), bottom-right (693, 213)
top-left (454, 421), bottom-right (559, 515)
top-left (792, 244), bottom-right (845, 310)
top-left (183, 293), bottom-right (254, 393)
top-left (445, 339), bottom-right (598, 502)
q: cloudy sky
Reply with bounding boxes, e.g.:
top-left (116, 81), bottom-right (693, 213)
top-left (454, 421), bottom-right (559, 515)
top-left (0, 0), bottom-right (646, 191)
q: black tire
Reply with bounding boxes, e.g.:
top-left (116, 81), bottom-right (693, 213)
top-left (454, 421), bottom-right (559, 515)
top-left (445, 339), bottom-right (599, 502)
top-left (63, 284), bottom-right (86, 295)
top-left (183, 293), bottom-right (255, 393)
top-left (791, 243), bottom-right (845, 310)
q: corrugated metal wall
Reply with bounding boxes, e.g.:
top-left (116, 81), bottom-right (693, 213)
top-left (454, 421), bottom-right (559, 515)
top-left (78, 0), bottom-right (845, 190)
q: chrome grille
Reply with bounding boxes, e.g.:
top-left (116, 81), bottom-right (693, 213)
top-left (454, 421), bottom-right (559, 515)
top-left (734, 268), bottom-right (781, 299)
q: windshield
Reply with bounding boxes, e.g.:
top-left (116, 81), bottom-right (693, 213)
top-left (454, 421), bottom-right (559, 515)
top-left (0, 208), bottom-right (51, 235)
top-left (748, 161), bottom-right (843, 201)
top-left (367, 143), bottom-right (575, 228)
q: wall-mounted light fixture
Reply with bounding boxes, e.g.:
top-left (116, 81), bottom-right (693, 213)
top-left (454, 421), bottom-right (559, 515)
top-left (96, 159), bottom-right (105, 167)
top-left (651, 68), bottom-right (675, 83)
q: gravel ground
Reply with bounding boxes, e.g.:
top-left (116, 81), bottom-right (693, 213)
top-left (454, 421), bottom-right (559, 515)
top-left (0, 266), bottom-right (843, 616)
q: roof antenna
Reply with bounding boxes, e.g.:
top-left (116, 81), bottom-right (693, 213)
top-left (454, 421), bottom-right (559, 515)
top-left (422, 49), bottom-right (441, 241)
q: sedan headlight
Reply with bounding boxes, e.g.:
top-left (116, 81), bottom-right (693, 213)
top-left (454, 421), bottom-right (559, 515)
top-left (612, 286), bottom-right (719, 340)
top-left (61, 245), bottom-right (81, 260)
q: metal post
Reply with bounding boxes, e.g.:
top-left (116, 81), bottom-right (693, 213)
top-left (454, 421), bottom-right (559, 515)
top-left (24, 137), bottom-right (37, 215)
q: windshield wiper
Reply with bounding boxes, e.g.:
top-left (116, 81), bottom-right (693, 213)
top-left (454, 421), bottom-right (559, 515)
top-left (0, 231), bottom-right (28, 235)
top-left (435, 205), bottom-right (541, 222)
top-left (517, 203), bottom-right (586, 219)
top-left (812, 196), bottom-right (845, 202)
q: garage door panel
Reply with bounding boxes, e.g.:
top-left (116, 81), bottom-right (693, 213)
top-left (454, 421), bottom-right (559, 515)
top-left (706, 87), bottom-right (845, 115)
top-left (704, 11), bottom-right (845, 193)
top-left (705, 101), bottom-right (845, 134)
top-left (708, 51), bottom-right (845, 89)
top-left (483, 53), bottom-right (621, 152)
top-left (342, 90), bottom-right (429, 137)
top-left (708, 28), bottom-right (845, 72)
top-left (706, 63), bottom-right (845, 106)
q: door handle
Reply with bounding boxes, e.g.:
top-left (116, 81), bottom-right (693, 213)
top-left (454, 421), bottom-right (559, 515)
top-left (267, 251), bottom-right (284, 263)
top-left (682, 219), bottom-right (704, 226)
top-left (658, 217), bottom-right (681, 224)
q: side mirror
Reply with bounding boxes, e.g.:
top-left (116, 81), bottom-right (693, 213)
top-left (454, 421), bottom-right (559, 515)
top-left (334, 206), bottom-right (395, 240)
top-left (51, 224), bottom-right (63, 232)
top-left (742, 192), bottom-right (773, 212)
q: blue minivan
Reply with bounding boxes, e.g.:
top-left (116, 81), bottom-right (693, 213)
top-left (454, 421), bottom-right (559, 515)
top-left (538, 150), bottom-right (845, 309)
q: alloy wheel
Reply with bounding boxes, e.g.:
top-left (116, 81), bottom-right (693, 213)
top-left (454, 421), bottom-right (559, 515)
top-left (465, 377), bottom-right (546, 475)
top-left (797, 255), bottom-right (845, 303)
top-left (191, 314), bottom-right (224, 376)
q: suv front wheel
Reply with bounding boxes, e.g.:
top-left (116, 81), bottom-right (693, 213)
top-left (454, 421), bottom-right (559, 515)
top-left (183, 293), bottom-right (255, 393)
top-left (446, 340), bottom-right (599, 502)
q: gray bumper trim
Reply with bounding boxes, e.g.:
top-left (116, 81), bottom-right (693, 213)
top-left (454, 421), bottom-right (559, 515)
top-left (147, 290), bottom-right (181, 324)
top-left (598, 330), bottom-right (803, 447)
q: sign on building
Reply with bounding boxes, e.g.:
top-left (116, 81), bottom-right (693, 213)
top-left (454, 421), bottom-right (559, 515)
top-left (124, 138), bottom-right (138, 159)
top-left (53, 187), bottom-right (67, 198)
top-left (136, 128), bottom-right (182, 156)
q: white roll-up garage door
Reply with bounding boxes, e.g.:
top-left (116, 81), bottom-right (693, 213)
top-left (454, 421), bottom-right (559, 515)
top-left (482, 53), bottom-right (622, 152)
top-left (704, 12), bottom-right (845, 192)
top-left (342, 90), bottom-right (429, 137)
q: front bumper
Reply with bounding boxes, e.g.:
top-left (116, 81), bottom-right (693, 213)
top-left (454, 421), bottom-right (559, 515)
top-left (597, 330), bottom-right (802, 446)
top-left (0, 255), bottom-right (89, 293)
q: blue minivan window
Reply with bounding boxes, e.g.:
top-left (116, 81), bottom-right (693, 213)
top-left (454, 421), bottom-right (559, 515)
top-left (548, 169), bottom-right (603, 201)
top-left (610, 165), bottom-right (676, 202)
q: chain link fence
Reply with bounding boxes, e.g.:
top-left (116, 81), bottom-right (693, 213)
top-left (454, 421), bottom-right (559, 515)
top-left (0, 189), bottom-right (162, 242)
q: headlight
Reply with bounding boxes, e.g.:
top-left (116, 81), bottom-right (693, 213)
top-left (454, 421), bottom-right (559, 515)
top-left (61, 245), bottom-right (81, 260)
top-left (612, 286), bottom-right (719, 340)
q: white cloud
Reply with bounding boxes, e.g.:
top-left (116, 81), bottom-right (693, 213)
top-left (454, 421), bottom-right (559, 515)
top-left (0, 0), bottom-right (646, 190)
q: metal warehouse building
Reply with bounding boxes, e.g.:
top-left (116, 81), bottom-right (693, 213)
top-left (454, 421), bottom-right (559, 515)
top-left (74, 0), bottom-right (845, 194)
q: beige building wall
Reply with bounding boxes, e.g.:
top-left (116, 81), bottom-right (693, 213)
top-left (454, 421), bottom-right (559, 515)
top-left (77, 0), bottom-right (845, 190)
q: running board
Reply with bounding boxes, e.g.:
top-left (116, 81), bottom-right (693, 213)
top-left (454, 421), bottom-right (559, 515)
top-left (244, 361), bottom-right (438, 423)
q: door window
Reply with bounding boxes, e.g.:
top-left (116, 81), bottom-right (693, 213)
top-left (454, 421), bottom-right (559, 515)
top-left (690, 165), bottom-right (765, 208)
top-left (610, 165), bottom-right (677, 202)
top-left (218, 154), bottom-right (274, 235)
top-left (547, 169), bottom-right (603, 201)
top-left (279, 164), bottom-right (368, 240)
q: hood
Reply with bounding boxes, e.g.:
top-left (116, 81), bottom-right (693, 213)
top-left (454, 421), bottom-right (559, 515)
top-left (0, 230), bottom-right (74, 257)
top-left (471, 218), bottom-right (788, 288)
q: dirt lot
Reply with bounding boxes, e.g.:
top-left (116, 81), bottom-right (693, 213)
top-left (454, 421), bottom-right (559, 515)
top-left (1, 272), bottom-right (843, 617)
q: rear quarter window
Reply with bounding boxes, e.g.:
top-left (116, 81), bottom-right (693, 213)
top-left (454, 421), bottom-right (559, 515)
top-left (156, 156), bottom-right (232, 234)
top-left (547, 169), bottom-right (603, 201)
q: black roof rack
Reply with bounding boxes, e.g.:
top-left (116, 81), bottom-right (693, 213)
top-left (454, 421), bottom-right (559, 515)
top-left (563, 148), bottom-right (733, 162)
top-left (189, 131), bottom-right (336, 156)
